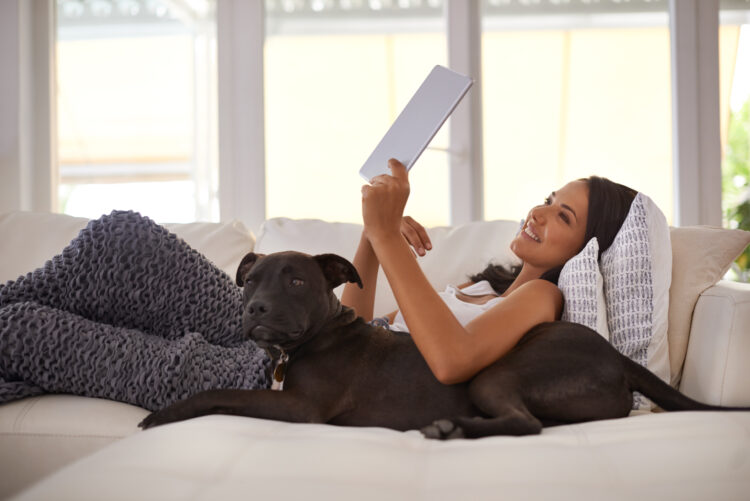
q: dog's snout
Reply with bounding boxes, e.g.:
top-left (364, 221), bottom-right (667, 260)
top-left (247, 299), bottom-right (270, 318)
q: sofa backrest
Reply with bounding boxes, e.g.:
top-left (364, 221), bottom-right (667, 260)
top-left (2, 211), bottom-right (749, 386)
top-left (254, 217), bottom-right (521, 316)
top-left (0, 211), bottom-right (255, 284)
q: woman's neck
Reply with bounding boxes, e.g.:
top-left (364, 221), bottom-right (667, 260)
top-left (501, 264), bottom-right (545, 297)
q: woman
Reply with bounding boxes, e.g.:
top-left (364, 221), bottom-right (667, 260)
top-left (342, 159), bottom-right (636, 385)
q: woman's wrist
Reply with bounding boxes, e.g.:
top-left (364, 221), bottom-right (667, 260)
top-left (363, 225), bottom-right (401, 250)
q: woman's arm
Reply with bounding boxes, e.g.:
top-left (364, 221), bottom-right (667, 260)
top-left (370, 233), bottom-right (561, 383)
top-left (362, 160), bottom-right (562, 384)
top-left (341, 232), bottom-right (380, 321)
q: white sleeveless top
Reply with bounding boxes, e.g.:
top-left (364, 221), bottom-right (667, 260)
top-left (389, 280), bottom-right (504, 334)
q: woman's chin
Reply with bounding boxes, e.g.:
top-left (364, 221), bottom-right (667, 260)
top-left (508, 239), bottom-right (524, 260)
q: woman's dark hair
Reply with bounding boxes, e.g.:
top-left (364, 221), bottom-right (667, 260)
top-left (471, 176), bottom-right (637, 294)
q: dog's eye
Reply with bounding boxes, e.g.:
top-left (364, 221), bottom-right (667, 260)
top-left (290, 278), bottom-right (305, 287)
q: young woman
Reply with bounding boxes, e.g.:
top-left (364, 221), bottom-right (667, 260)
top-left (342, 159), bottom-right (636, 385)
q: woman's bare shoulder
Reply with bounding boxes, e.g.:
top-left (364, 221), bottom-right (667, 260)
top-left (505, 279), bottom-right (563, 319)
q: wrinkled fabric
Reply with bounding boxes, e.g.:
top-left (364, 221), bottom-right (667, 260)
top-left (0, 211), bottom-right (269, 411)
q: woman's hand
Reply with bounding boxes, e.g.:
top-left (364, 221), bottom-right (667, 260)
top-left (361, 159), bottom-right (410, 243)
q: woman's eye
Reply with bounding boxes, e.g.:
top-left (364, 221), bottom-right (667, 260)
top-left (560, 213), bottom-right (570, 224)
top-left (290, 278), bottom-right (305, 287)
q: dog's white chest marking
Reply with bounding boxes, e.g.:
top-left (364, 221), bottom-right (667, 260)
top-left (271, 350), bottom-right (289, 391)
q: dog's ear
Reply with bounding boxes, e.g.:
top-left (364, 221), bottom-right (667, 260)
top-left (314, 254), bottom-right (363, 290)
top-left (236, 252), bottom-right (265, 286)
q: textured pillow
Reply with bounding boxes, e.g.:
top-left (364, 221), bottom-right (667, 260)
top-left (601, 193), bottom-right (672, 410)
top-left (559, 237), bottom-right (609, 341)
top-left (668, 225), bottom-right (750, 386)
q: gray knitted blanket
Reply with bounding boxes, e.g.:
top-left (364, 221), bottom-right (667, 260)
top-left (0, 211), bottom-right (270, 411)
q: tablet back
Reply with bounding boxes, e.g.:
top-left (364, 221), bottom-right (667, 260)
top-left (359, 65), bottom-right (473, 182)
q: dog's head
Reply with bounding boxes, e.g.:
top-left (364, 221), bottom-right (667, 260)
top-left (236, 251), bottom-right (362, 350)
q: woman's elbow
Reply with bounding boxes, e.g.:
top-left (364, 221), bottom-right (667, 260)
top-left (431, 359), bottom-right (472, 386)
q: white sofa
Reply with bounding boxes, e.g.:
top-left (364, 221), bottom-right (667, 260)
top-left (1, 211), bottom-right (749, 501)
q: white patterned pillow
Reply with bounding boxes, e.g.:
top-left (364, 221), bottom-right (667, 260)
top-left (601, 193), bottom-right (672, 410)
top-left (558, 237), bottom-right (609, 341)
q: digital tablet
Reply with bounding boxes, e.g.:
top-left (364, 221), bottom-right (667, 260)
top-left (359, 65), bottom-right (473, 182)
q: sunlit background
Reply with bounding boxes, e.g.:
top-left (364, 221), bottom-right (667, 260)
top-left (56, 0), bottom-right (750, 229)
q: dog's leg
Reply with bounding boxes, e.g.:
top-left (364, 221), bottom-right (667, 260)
top-left (421, 368), bottom-right (543, 440)
top-left (421, 405), bottom-right (542, 440)
top-left (139, 388), bottom-right (327, 429)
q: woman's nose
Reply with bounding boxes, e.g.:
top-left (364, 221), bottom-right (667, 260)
top-left (530, 206), bottom-right (546, 223)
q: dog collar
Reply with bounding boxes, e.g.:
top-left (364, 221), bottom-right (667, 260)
top-left (271, 349), bottom-right (289, 391)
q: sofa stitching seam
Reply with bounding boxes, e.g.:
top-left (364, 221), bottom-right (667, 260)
top-left (718, 297), bottom-right (738, 406)
top-left (12, 397), bottom-right (41, 432)
top-left (700, 291), bottom-right (748, 304)
top-left (0, 432), bottom-right (128, 439)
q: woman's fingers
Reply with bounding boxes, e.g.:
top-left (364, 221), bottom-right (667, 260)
top-left (361, 158), bottom-right (412, 242)
top-left (401, 216), bottom-right (432, 257)
top-left (388, 158), bottom-right (408, 179)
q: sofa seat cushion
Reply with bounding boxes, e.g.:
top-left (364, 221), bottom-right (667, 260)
top-left (0, 395), bottom-right (147, 499)
top-left (14, 411), bottom-right (750, 501)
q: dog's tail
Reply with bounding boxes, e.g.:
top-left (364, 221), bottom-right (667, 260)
top-left (622, 355), bottom-right (749, 411)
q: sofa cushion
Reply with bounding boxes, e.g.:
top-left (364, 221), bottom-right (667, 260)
top-left (668, 226), bottom-right (750, 386)
top-left (254, 217), bottom-right (520, 316)
top-left (600, 193), bottom-right (672, 409)
top-left (13, 412), bottom-right (750, 501)
top-left (679, 280), bottom-right (750, 406)
top-left (0, 211), bottom-right (255, 283)
top-left (0, 395), bottom-right (147, 499)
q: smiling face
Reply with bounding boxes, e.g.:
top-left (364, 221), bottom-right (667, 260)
top-left (509, 180), bottom-right (589, 277)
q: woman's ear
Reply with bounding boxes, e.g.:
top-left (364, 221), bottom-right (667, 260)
top-left (313, 253), bottom-right (363, 290)
top-left (236, 252), bottom-right (264, 286)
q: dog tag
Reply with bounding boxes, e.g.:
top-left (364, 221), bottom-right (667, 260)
top-left (271, 351), bottom-right (289, 391)
top-left (273, 361), bottom-right (287, 383)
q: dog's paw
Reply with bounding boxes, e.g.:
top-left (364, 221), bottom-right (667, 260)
top-left (420, 419), bottom-right (465, 440)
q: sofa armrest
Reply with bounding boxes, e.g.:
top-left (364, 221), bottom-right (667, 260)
top-left (679, 280), bottom-right (750, 406)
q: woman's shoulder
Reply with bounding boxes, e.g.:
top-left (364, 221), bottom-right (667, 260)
top-left (517, 278), bottom-right (562, 298)
top-left (509, 279), bottom-right (564, 318)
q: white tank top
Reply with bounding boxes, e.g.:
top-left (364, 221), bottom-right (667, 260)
top-left (389, 280), bottom-right (504, 334)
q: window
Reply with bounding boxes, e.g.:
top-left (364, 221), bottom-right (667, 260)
top-left (2, 0), bottom-right (730, 233)
top-left (719, 1), bottom-right (750, 279)
top-left (481, 0), bottom-right (673, 223)
top-left (264, 0), bottom-right (449, 226)
top-left (56, 0), bottom-right (218, 223)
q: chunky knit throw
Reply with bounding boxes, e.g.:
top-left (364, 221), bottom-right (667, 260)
top-left (0, 211), bottom-right (270, 411)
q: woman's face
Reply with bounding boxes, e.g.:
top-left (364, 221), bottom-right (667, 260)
top-left (510, 180), bottom-right (589, 275)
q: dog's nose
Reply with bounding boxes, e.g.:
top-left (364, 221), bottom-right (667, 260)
top-left (247, 299), bottom-right (270, 318)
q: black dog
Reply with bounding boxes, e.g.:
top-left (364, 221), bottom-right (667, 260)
top-left (139, 251), bottom-right (744, 438)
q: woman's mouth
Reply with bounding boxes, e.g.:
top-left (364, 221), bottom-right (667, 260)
top-left (523, 224), bottom-right (541, 242)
